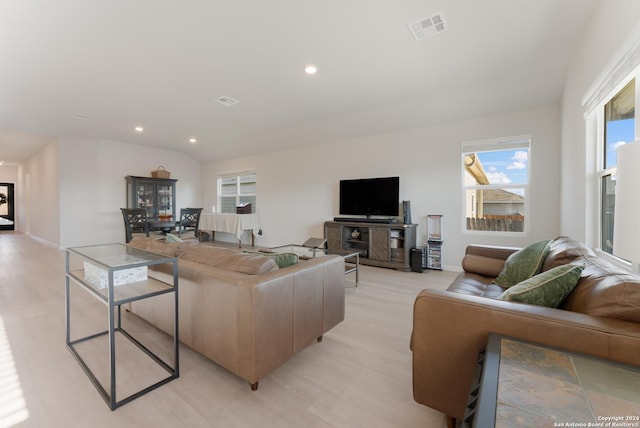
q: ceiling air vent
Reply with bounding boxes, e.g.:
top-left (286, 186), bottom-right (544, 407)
top-left (408, 12), bottom-right (447, 41)
top-left (216, 96), bottom-right (239, 107)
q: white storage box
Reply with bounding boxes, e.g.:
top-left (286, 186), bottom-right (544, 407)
top-left (83, 259), bottom-right (148, 289)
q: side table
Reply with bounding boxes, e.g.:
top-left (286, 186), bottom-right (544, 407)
top-left (463, 333), bottom-right (640, 427)
top-left (268, 244), bottom-right (360, 286)
top-left (329, 250), bottom-right (360, 286)
top-left (65, 244), bottom-right (179, 410)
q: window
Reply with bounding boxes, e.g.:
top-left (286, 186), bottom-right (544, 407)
top-left (217, 171), bottom-right (257, 213)
top-left (462, 136), bottom-right (530, 233)
top-left (599, 79), bottom-right (635, 254)
top-left (582, 26), bottom-right (640, 258)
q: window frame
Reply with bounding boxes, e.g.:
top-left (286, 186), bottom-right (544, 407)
top-left (216, 170), bottom-right (257, 214)
top-left (461, 135), bottom-right (532, 237)
top-left (582, 24), bottom-right (640, 263)
top-left (592, 74), bottom-right (637, 257)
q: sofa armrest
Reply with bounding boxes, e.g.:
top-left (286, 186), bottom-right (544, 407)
top-left (411, 289), bottom-right (640, 420)
top-left (464, 244), bottom-right (520, 259)
top-left (460, 245), bottom-right (519, 277)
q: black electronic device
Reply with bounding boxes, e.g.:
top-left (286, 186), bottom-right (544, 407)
top-left (236, 203), bottom-right (252, 214)
top-left (410, 247), bottom-right (426, 273)
top-left (333, 216), bottom-right (394, 224)
top-left (402, 200), bottom-right (411, 224)
top-left (339, 176), bottom-right (400, 217)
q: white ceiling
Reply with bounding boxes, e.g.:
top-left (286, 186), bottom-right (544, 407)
top-left (0, 0), bottom-right (599, 165)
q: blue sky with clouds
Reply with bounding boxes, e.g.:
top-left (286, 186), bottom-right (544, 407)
top-left (476, 149), bottom-right (528, 185)
top-left (606, 118), bottom-right (635, 169)
top-left (471, 115), bottom-right (635, 188)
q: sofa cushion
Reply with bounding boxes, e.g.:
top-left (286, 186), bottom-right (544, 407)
top-left (178, 244), bottom-right (236, 263)
top-left (494, 240), bottom-right (551, 287)
top-left (560, 256), bottom-right (640, 323)
top-left (217, 252), bottom-right (280, 275)
top-left (128, 236), bottom-right (195, 257)
top-left (497, 263), bottom-right (584, 308)
top-left (541, 236), bottom-right (596, 272)
top-left (179, 245), bottom-right (279, 275)
top-left (447, 272), bottom-right (506, 298)
top-left (244, 251), bottom-right (299, 268)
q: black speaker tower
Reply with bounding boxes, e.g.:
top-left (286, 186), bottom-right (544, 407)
top-left (402, 200), bottom-right (411, 224)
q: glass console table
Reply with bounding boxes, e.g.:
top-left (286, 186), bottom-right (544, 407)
top-left (267, 244), bottom-right (360, 286)
top-left (65, 244), bottom-right (179, 410)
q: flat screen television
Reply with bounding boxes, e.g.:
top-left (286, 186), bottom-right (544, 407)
top-left (339, 176), bottom-right (400, 217)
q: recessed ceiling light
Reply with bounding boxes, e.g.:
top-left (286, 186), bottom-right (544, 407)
top-left (0, 161), bottom-right (4, 165)
top-left (135, 126), bottom-right (144, 132)
top-left (189, 138), bottom-right (197, 144)
top-left (305, 65), bottom-right (317, 74)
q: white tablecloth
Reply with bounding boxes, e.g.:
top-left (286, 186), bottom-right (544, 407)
top-left (0, 217), bottom-right (14, 226)
top-left (199, 213), bottom-right (259, 240)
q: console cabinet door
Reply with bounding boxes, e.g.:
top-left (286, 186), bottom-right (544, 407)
top-left (369, 227), bottom-right (390, 261)
top-left (325, 224), bottom-right (342, 251)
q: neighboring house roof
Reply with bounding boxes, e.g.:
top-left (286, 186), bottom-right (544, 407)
top-left (465, 153), bottom-right (524, 203)
top-left (482, 188), bottom-right (525, 203)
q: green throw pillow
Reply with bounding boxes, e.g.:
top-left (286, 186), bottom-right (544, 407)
top-left (165, 233), bottom-right (184, 243)
top-left (493, 240), bottom-right (551, 287)
top-left (497, 264), bottom-right (584, 308)
top-left (243, 251), bottom-right (299, 268)
top-left (271, 252), bottom-right (299, 268)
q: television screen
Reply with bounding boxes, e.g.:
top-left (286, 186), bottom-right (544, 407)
top-left (339, 177), bottom-right (400, 216)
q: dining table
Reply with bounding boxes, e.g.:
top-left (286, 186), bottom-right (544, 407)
top-left (198, 213), bottom-right (259, 247)
top-left (148, 220), bottom-right (177, 235)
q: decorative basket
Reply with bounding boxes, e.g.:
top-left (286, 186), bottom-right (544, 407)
top-left (151, 166), bottom-right (171, 179)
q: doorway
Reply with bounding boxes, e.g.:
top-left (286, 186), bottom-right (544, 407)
top-left (0, 183), bottom-right (15, 231)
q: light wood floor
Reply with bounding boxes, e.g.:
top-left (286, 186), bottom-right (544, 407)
top-left (0, 232), bottom-right (457, 428)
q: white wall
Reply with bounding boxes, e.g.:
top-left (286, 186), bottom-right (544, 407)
top-left (19, 138), bottom-right (202, 248)
top-left (204, 105), bottom-right (561, 269)
top-left (23, 141), bottom-right (60, 245)
top-left (0, 164), bottom-right (18, 183)
top-left (560, 1), bottom-right (640, 244)
top-left (29, 10), bottom-right (637, 259)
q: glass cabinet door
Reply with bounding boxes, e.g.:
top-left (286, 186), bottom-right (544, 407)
top-left (157, 183), bottom-right (174, 217)
top-left (135, 180), bottom-right (156, 217)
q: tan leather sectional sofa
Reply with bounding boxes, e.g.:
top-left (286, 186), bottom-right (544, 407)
top-left (128, 237), bottom-right (345, 390)
top-left (411, 236), bottom-right (640, 423)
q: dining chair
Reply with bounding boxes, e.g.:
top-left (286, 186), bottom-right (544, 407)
top-left (121, 208), bottom-right (149, 243)
top-left (176, 208), bottom-right (203, 238)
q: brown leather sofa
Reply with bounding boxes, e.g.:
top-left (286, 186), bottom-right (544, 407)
top-left (411, 236), bottom-right (640, 423)
top-left (127, 237), bottom-right (345, 390)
